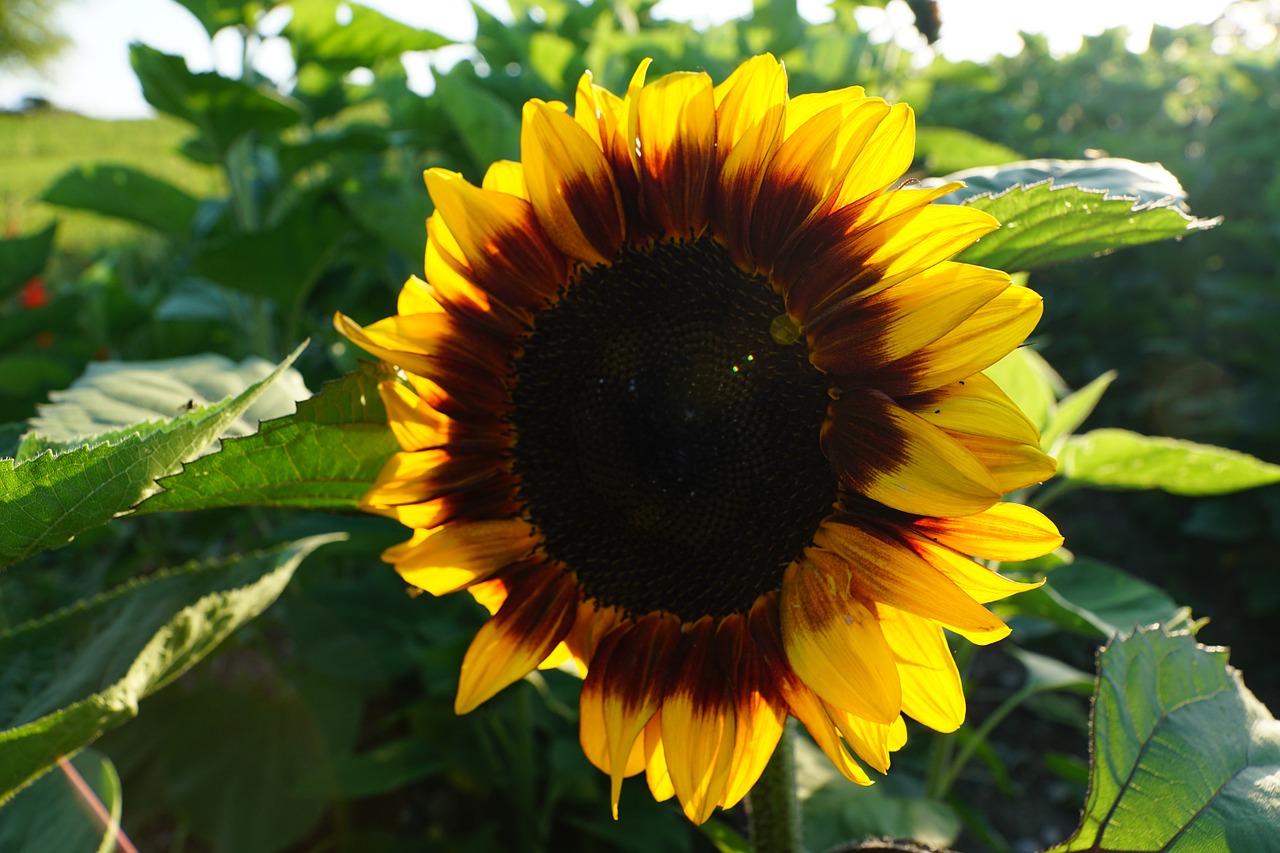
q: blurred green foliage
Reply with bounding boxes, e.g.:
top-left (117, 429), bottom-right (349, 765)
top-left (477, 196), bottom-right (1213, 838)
top-left (1, 1), bottom-right (1278, 851)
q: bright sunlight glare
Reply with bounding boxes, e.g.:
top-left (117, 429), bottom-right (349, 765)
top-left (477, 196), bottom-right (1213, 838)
top-left (0, 0), bottom-right (1244, 118)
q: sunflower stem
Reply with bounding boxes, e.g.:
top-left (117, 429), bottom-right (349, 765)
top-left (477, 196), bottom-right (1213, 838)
top-left (748, 719), bottom-right (801, 853)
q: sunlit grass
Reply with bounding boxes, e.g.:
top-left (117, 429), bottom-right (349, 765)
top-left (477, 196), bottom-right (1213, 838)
top-left (0, 109), bottom-right (223, 256)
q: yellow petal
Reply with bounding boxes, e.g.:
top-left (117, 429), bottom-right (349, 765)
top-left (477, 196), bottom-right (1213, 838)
top-left (455, 570), bottom-right (577, 713)
top-left (578, 614), bottom-right (681, 816)
top-left (396, 275), bottom-right (443, 316)
top-left (635, 70), bottom-right (716, 237)
top-left (774, 183), bottom-right (967, 322)
top-left (749, 601), bottom-right (873, 786)
top-left (909, 502), bottom-right (1064, 562)
top-left (873, 286), bottom-right (1045, 396)
top-left (903, 530), bottom-right (1044, 606)
top-left (580, 697), bottom-right (647, 799)
top-left (522, 99), bottom-right (624, 264)
top-left (424, 168), bottom-right (566, 308)
top-left (378, 378), bottom-right (448, 452)
top-left (753, 97), bottom-right (890, 261)
top-left (391, 519), bottom-right (538, 596)
top-left (622, 57), bottom-right (653, 175)
top-left (643, 713), bottom-right (676, 802)
top-left (833, 102), bottom-right (915, 206)
top-left (713, 53), bottom-right (787, 165)
top-left (948, 433), bottom-right (1058, 493)
top-left (814, 522), bottom-right (1011, 641)
top-left (780, 552), bottom-right (901, 724)
top-left (877, 604), bottom-right (965, 732)
top-left (659, 618), bottom-right (737, 824)
top-left (823, 705), bottom-right (904, 773)
top-left (716, 615), bottom-right (787, 809)
top-left (808, 264), bottom-right (1011, 375)
top-left (824, 391), bottom-right (1002, 517)
top-left (906, 373), bottom-right (1041, 446)
top-left (782, 85), bottom-right (868, 136)
top-left (481, 159), bottom-right (528, 198)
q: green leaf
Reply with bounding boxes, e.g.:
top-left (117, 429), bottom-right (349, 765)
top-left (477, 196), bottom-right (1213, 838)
top-left (41, 164), bottom-right (201, 240)
top-left (1058, 429), bottom-right (1280, 496)
top-left (1012, 558), bottom-right (1184, 639)
top-left (0, 535), bottom-right (341, 804)
top-left (130, 44), bottom-right (303, 160)
top-left (190, 192), bottom-right (350, 305)
top-left (1048, 629), bottom-right (1280, 852)
top-left (940, 157), bottom-right (1195, 207)
top-left (171, 0), bottom-right (266, 37)
top-left (1006, 647), bottom-right (1095, 695)
top-left (434, 71), bottom-right (521, 173)
top-left (0, 343), bottom-right (305, 570)
top-left (25, 352), bottom-right (308, 447)
top-left (1040, 370), bottom-right (1116, 452)
top-left (138, 362), bottom-right (399, 513)
top-left (0, 749), bottom-right (123, 852)
top-left (940, 159), bottom-right (1220, 270)
top-left (0, 223), bottom-right (56, 300)
top-left (957, 182), bottom-right (1219, 270)
top-left (286, 0), bottom-right (451, 72)
top-left (915, 126), bottom-right (1024, 176)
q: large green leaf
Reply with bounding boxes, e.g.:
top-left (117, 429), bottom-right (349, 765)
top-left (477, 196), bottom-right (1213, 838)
top-left (1010, 558), bottom-right (1184, 639)
top-left (138, 362), bottom-right (399, 513)
top-left (434, 71), bottom-right (521, 173)
top-left (130, 44), bottom-right (303, 160)
top-left (26, 352), bottom-right (308, 446)
top-left (0, 749), bottom-right (123, 852)
top-left (940, 158), bottom-right (1194, 207)
top-left (1039, 370), bottom-right (1116, 452)
top-left (286, 0), bottom-right (451, 72)
top-left (0, 223), bottom-right (56, 300)
top-left (0, 344), bottom-right (304, 570)
top-left (190, 192), bottom-right (351, 306)
top-left (939, 159), bottom-right (1220, 270)
top-left (1058, 429), bottom-right (1280, 496)
top-left (41, 164), bottom-right (201, 240)
top-left (1048, 629), bottom-right (1280, 851)
top-left (172, 0), bottom-right (267, 37)
top-left (0, 535), bottom-right (341, 805)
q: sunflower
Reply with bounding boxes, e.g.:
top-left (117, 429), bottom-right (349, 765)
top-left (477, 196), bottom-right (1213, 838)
top-left (336, 54), bottom-right (1062, 824)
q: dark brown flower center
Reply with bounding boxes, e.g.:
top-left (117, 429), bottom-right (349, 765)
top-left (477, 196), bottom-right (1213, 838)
top-left (509, 237), bottom-right (837, 621)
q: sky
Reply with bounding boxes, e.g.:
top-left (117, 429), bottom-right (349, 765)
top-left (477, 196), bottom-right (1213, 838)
top-left (0, 0), bottom-right (1242, 119)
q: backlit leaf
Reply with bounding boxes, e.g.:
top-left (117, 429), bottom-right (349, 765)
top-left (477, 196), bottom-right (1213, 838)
top-left (1040, 370), bottom-right (1116, 452)
top-left (286, 0), bottom-right (451, 72)
top-left (138, 362), bottom-right (399, 513)
top-left (0, 344), bottom-right (304, 570)
top-left (1058, 429), bottom-right (1280, 496)
top-left (130, 44), bottom-right (303, 160)
top-left (1048, 629), bottom-right (1280, 852)
top-left (936, 159), bottom-right (1220, 270)
top-left (25, 352), bottom-right (308, 447)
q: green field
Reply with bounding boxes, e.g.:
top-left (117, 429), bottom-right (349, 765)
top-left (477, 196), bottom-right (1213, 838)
top-left (0, 109), bottom-right (223, 256)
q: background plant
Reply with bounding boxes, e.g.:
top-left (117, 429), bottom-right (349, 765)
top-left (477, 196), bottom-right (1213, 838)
top-left (1, 1), bottom-right (1278, 851)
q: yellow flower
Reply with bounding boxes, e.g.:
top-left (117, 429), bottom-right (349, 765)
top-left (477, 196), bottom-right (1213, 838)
top-left (336, 54), bottom-right (1061, 825)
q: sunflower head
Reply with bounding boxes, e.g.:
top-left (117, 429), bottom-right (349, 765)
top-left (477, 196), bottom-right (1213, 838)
top-left (337, 54), bottom-right (1062, 824)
